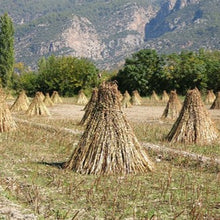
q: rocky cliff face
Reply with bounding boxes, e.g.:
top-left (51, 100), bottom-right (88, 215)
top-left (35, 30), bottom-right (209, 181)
top-left (144, 0), bottom-right (200, 40)
top-left (11, 0), bottom-right (220, 69)
top-left (15, 2), bottom-right (157, 69)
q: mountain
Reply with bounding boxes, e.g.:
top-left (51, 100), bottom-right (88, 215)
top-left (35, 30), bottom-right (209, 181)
top-left (0, 0), bottom-right (219, 69)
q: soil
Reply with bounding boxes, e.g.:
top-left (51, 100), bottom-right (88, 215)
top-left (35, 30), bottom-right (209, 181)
top-left (48, 103), bottom-right (220, 123)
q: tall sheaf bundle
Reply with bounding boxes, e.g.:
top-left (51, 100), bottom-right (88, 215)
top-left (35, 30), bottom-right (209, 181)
top-left (64, 82), bottom-right (154, 175)
top-left (79, 88), bottom-right (98, 125)
top-left (167, 88), bottom-right (219, 144)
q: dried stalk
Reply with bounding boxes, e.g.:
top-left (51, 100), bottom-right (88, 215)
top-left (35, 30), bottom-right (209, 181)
top-left (10, 90), bottom-right (30, 112)
top-left (167, 88), bottom-right (219, 144)
top-left (76, 90), bottom-right (88, 105)
top-left (131, 90), bottom-right (142, 106)
top-left (0, 96), bottom-right (17, 132)
top-left (210, 92), bottom-right (220, 109)
top-left (161, 90), bottom-right (182, 120)
top-left (161, 90), bottom-right (169, 102)
top-left (43, 93), bottom-right (54, 107)
top-left (121, 90), bottom-right (132, 108)
top-left (79, 88), bottom-right (98, 125)
top-left (26, 92), bottom-right (51, 116)
top-left (64, 82), bottom-right (154, 174)
top-left (151, 90), bottom-right (159, 102)
top-left (51, 91), bottom-right (63, 104)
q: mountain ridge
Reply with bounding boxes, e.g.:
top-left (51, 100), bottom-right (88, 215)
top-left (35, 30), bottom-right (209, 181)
top-left (0, 0), bottom-right (219, 69)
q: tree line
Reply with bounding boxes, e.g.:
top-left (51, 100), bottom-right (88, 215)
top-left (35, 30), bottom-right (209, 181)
top-left (0, 13), bottom-right (219, 97)
top-left (115, 49), bottom-right (220, 96)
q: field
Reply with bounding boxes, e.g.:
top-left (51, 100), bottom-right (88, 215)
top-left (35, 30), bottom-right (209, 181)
top-left (0, 97), bottom-right (219, 219)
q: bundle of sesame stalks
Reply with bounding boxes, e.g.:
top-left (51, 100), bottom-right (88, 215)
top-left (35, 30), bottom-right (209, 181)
top-left (210, 91), bottom-right (220, 109)
top-left (80, 88), bottom-right (98, 125)
top-left (167, 88), bottom-right (219, 144)
top-left (161, 90), bottom-right (182, 120)
top-left (26, 92), bottom-right (50, 116)
top-left (76, 90), bottom-right (88, 105)
top-left (131, 90), bottom-right (142, 106)
top-left (51, 91), bottom-right (63, 104)
top-left (10, 90), bottom-right (30, 112)
top-left (0, 94), bottom-right (17, 132)
top-left (64, 82), bottom-right (154, 175)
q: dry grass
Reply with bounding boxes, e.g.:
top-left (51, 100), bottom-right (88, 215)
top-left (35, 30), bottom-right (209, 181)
top-left (0, 97), bottom-right (219, 219)
top-left (0, 120), bottom-right (219, 219)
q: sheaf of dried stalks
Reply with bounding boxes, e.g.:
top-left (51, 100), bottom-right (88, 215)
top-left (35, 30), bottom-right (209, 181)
top-left (64, 82), bottom-right (154, 175)
top-left (210, 91), bottom-right (220, 109)
top-left (131, 90), bottom-right (142, 106)
top-left (26, 92), bottom-right (51, 116)
top-left (76, 90), bottom-right (88, 105)
top-left (43, 93), bottom-right (54, 107)
top-left (167, 88), bottom-right (219, 145)
top-left (10, 90), bottom-right (30, 112)
top-left (0, 95), bottom-right (17, 132)
top-left (51, 91), bottom-right (63, 104)
top-left (161, 90), bottom-right (182, 120)
top-left (121, 90), bottom-right (132, 108)
top-left (79, 88), bottom-right (98, 125)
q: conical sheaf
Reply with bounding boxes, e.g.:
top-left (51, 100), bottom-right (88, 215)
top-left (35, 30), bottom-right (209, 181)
top-left (210, 92), bottom-right (220, 109)
top-left (43, 93), bottom-right (54, 107)
top-left (131, 90), bottom-right (142, 106)
top-left (161, 90), bottom-right (169, 102)
top-left (0, 96), bottom-right (17, 132)
top-left (51, 91), bottom-right (63, 104)
top-left (80, 88), bottom-right (98, 125)
top-left (26, 92), bottom-right (51, 116)
top-left (64, 82), bottom-right (154, 175)
top-left (161, 91), bottom-right (182, 120)
top-left (39, 92), bottom-right (45, 101)
top-left (10, 90), bottom-right (30, 112)
top-left (167, 88), bottom-right (219, 144)
top-left (121, 90), bottom-right (132, 108)
top-left (118, 90), bottom-right (123, 101)
top-left (205, 90), bottom-right (216, 104)
top-left (76, 90), bottom-right (88, 105)
top-left (151, 90), bottom-right (159, 102)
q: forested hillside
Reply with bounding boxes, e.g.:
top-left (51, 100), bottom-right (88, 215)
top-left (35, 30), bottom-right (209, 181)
top-left (0, 0), bottom-right (219, 69)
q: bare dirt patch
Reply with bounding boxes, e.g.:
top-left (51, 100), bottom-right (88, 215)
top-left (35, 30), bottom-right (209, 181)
top-left (47, 103), bottom-right (220, 123)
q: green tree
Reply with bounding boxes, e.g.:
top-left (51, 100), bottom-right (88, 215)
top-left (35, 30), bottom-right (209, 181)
top-left (0, 13), bottom-right (14, 87)
top-left (37, 55), bottom-right (99, 96)
top-left (116, 49), bottom-right (165, 95)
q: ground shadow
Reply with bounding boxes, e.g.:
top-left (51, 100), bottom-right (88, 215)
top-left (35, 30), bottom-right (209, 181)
top-left (37, 161), bottom-right (65, 169)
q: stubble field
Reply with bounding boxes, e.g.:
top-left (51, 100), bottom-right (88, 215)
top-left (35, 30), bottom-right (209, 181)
top-left (0, 97), bottom-right (219, 219)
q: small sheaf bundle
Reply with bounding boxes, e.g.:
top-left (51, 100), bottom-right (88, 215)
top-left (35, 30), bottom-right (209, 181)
top-left (210, 91), bottom-right (220, 109)
top-left (151, 90), bottom-right (159, 102)
top-left (43, 93), bottom-right (54, 107)
top-left (161, 90), bottom-right (169, 102)
top-left (121, 90), bottom-right (132, 108)
top-left (26, 92), bottom-right (50, 116)
top-left (51, 91), bottom-right (63, 104)
top-left (161, 90), bottom-right (182, 120)
top-left (131, 90), bottom-right (142, 106)
top-left (205, 90), bottom-right (216, 104)
top-left (10, 90), bottom-right (30, 112)
top-left (76, 90), bottom-right (88, 105)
